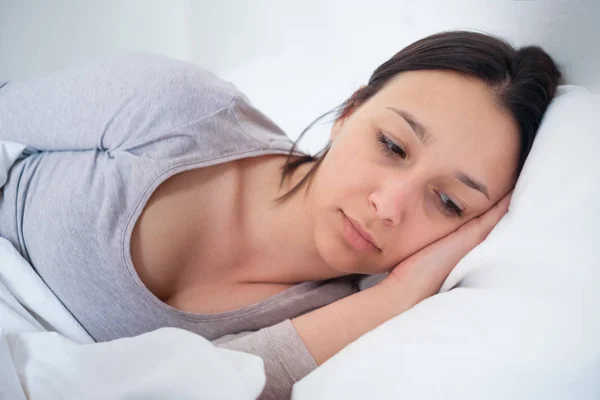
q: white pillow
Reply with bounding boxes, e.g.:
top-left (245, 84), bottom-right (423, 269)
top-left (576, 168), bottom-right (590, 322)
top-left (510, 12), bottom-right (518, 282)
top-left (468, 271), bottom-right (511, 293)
top-left (292, 87), bottom-right (600, 400)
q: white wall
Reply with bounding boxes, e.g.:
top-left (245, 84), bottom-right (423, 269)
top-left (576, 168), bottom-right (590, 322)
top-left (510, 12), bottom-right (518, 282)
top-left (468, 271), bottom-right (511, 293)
top-left (0, 0), bottom-right (190, 76)
top-left (1, 0), bottom-right (598, 151)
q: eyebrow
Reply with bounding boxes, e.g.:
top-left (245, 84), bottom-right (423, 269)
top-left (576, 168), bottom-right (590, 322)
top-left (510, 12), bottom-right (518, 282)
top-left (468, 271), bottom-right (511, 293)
top-left (386, 107), bottom-right (431, 145)
top-left (386, 107), bottom-right (489, 200)
top-left (454, 172), bottom-right (490, 200)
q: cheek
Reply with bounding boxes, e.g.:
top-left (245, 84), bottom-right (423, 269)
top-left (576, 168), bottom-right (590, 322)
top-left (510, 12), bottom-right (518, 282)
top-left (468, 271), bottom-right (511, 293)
top-left (317, 145), bottom-right (377, 199)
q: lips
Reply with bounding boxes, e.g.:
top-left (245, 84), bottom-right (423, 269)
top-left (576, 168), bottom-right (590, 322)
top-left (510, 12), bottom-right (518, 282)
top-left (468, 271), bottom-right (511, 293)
top-left (344, 213), bottom-right (380, 251)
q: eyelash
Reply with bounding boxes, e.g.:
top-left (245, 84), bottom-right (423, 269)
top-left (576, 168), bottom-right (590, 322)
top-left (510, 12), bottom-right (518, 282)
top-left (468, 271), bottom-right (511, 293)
top-left (436, 191), bottom-right (463, 217)
top-left (376, 132), bottom-right (463, 218)
top-left (376, 131), bottom-right (407, 159)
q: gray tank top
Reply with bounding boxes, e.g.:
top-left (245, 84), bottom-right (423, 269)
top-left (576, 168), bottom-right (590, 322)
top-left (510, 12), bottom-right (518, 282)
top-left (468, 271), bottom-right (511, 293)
top-left (0, 54), bottom-right (357, 345)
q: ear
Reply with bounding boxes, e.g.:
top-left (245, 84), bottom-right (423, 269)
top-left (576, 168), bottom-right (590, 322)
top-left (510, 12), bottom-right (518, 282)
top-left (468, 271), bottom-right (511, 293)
top-left (330, 85), bottom-right (367, 141)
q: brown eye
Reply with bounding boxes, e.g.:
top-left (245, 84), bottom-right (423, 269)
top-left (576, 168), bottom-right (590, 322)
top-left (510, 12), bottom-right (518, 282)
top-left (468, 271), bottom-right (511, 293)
top-left (436, 191), bottom-right (463, 217)
top-left (376, 131), bottom-right (407, 159)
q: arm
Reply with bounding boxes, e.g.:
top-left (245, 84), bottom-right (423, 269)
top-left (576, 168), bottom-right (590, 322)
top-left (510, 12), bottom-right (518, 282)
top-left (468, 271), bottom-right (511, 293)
top-left (292, 275), bottom-right (420, 365)
top-left (294, 193), bottom-right (511, 365)
top-left (216, 320), bottom-right (317, 400)
top-left (217, 194), bottom-right (511, 399)
top-left (0, 54), bottom-right (238, 152)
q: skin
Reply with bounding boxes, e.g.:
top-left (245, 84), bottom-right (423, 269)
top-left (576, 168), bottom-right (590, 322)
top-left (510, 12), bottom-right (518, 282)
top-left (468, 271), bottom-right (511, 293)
top-left (292, 70), bottom-right (520, 364)
top-left (131, 69), bottom-right (520, 317)
top-left (308, 69), bottom-right (519, 275)
top-left (294, 190), bottom-right (512, 364)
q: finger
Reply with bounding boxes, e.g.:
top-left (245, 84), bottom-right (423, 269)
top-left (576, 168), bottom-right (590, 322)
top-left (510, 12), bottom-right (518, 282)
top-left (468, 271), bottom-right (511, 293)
top-left (483, 191), bottom-right (512, 221)
top-left (496, 190), bottom-right (512, 211)
top-left (486, 196), bottom-right (509, 222)
top-left (462, 191), bottom-right (512, 241)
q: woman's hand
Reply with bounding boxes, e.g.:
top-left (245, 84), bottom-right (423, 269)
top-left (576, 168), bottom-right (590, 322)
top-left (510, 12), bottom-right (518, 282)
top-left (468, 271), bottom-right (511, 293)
top-left (294, 193), bottom-right (511, 366)
top-left (381, 192), bottom-right (512, 301)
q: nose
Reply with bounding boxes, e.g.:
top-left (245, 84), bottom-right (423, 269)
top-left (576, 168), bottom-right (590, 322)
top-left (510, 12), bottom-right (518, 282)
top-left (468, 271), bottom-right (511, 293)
top-left (368, 179), bottom-right (416, 227)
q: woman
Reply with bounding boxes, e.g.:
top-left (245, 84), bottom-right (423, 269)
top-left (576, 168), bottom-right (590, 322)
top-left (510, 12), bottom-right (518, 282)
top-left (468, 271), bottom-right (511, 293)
top-left (0, 31), bottom-right (560, 399)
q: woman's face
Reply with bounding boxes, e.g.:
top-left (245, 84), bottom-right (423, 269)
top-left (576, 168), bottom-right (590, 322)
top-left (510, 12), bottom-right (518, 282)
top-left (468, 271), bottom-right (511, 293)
top-left (309, 69), bottom-right (520, 275)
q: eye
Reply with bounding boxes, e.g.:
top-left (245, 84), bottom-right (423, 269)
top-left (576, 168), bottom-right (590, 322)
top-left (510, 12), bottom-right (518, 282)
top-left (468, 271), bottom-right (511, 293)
top-left (436, 191), bottom-right (463, 217)
top-left (376, 131), bottom-right (407, 159)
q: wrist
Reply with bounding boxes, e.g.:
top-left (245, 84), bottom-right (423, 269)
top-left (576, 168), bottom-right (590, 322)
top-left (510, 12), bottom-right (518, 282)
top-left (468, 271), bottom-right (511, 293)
top-left (373, 273), bottom-right (426, 312)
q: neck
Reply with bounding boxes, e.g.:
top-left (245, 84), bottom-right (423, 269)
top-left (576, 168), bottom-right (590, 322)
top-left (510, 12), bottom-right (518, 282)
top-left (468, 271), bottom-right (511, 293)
top-left (233, 156), bottom-right (344, 285)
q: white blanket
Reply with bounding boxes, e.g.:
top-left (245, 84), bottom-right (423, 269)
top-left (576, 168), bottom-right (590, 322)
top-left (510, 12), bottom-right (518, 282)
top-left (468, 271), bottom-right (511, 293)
top-left (0, 141), bottom-right (266, 400)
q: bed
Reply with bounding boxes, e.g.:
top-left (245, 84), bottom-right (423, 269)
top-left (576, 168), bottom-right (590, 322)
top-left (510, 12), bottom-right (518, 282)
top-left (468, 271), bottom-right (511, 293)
top-left (1, 2), bottom-right (599, 399)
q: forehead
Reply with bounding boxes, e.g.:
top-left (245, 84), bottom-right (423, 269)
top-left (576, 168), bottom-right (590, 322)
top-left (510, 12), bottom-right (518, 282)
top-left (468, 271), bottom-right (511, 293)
top-left (368, 70), bottom-right (520, 199)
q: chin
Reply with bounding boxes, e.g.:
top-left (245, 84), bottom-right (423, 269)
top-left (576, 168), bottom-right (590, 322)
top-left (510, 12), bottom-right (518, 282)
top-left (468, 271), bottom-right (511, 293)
top-left (314, 230), bottom-right (378, 276)
top-left (314, 236), bottom-right (351, 274)
top-left (313, 208), bottom-right (391, 277)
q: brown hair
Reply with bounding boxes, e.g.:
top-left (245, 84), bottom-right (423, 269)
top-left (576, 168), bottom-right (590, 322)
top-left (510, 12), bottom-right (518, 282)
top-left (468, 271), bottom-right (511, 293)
top-left (277, 30), bottom-right (561, 202)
